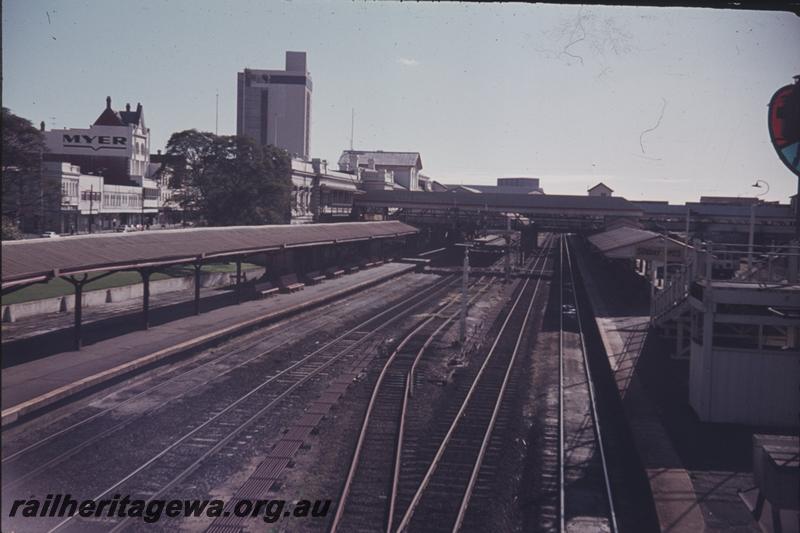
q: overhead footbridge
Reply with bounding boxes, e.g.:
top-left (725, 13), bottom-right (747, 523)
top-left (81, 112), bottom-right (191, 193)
top-left (354, 190), bottom-right (643, 231)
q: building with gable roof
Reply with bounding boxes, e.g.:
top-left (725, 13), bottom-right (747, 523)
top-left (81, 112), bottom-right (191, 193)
top-left (588, 182), bottom-right (614, 197)
top-left (338, 150), bottom-right (423, 191)
top-left (43, 96), bottom-right (151, 187)
top-left (30, 97), bottom-right (172, 234)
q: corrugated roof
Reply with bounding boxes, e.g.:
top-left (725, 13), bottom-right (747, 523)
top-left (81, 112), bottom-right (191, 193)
top-left (588, 226), bottom-right (660, 253)
top-left (2, 221), bottom-right (418, 287)
top-left (453, 185), bottom-right (483, 194)
top-left (466, 184), bottom-right (543, 195)
top-left (338, 150), bottom-right (422, 169)
top-left (634, 201), bottom-right (793, 219)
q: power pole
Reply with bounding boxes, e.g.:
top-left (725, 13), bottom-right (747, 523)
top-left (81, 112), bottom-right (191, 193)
top-left (350, 108), bottom-right (355, 150)
top-left (215, 91), bottom-right (219, 136)
top-left (88, 184), bottom-right (94, 234)
top-left (663, 231), bottom-right (668, 289)
top-left (459, 245), bottom-right (470, 345)
top-left (747, 203), bottom-right (756, 270)
top-left (684, 205), bottom-right (691, 273)
top-left (504, 216), bottom-right (511, 284)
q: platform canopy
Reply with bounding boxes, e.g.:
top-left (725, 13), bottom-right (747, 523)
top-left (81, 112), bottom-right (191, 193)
top-left (2, 221), bottom-right (418, 289)
top-left (588, 226), bottom-right (689, 262)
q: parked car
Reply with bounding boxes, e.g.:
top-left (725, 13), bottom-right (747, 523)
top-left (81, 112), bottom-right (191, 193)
top-left (40, 231), bottom-right (60, 238)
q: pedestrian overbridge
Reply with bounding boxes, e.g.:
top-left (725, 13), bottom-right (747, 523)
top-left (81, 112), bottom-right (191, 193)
top-left (354, 190), bottom-right (643, 232)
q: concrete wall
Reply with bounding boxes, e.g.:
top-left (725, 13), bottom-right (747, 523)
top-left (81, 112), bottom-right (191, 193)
top-left (2, 267), bottom-right (265, 323)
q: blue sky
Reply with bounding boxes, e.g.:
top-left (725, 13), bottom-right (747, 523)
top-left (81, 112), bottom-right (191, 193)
top-left (3, 1), bottom-right (799, 203)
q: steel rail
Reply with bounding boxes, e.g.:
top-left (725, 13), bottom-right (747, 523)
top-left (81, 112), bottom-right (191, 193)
top-left (392, 250), bottom-right (543, 526)
top-left (559, 235), bottom-right (566, 533)
top-left (46, 274), bottom-right (458, 533)
top-left (4, 263), bottom-right (458, 462)
top-left (389, 257), bottom-right (518, 530)
top-left (449, 238), bottom-right (551, 533)
top-left (2, 305), bottom-right (347, 471)
top-left (3, 270), bottom-right (443, 484)
top-left (563, 235), bottom-right (619, 533)
top-left (330, 293), bottom-right (462, 533)
top-left (395, 237), bottom-right (553, 532)
top-left (2, 314), bottom-right (345, 491)
top-left (330, 273), bottom-right (499, 533)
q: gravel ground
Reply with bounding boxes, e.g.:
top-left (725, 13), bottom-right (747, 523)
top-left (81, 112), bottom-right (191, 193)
top-left (263, 274), bottom-right (517, 533)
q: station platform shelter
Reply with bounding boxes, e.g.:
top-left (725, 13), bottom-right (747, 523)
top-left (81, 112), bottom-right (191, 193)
top-left (586, 226), bottom-right (799, 428)
top-left (2, 221), bottom-right (418, 351)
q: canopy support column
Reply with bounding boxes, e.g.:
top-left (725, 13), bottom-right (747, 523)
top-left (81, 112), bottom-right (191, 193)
top-left (193, 262), bottom-right (203, 315)
top-left (64, 274), bottom-right (89, 351)
top-left (139, 269), bottom-right (152, 329)
top-left (235, 258), bottom-right (243, 304)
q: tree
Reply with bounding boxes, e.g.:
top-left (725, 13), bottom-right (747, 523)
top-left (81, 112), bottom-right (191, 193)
top-left (1, 216), bottom-right (23, 240)
top-left (162, 130), bottom-right (291, 226)
top-left (1, 107), bottom-right (54, 234)
top-left (162, 129), bottom-right (216, 218)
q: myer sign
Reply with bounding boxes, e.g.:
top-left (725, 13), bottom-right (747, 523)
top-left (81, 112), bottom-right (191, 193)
top-left (45, 126), bottom-right (133, 157)
top-left (62, 134), bottom-right (127, 151)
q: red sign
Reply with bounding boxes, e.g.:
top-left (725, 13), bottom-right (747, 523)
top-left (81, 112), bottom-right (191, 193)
top-left (767, 80), bottom-right (800, 178)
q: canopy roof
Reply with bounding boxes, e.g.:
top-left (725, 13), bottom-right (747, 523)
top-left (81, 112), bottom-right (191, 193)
top-left (2, 221), bottom-right (418, 288)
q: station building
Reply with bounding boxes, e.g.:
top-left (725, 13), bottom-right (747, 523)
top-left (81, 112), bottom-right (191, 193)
top-left (289, 158), bottom-right (362, 224)
top-left (338, 150), bottom-right (423, 191)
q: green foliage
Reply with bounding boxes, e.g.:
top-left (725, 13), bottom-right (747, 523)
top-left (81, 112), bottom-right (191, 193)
top-left (1, 107), bottom-right (44, 171)
top-left (1, 108), bottom-right (52, 229)
top-left (163, 130), bottom-right (291, 226)
top-left (1, 216), bottom-right (23, 240)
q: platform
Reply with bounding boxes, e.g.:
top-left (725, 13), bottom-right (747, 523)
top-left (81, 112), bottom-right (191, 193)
top-left (572, 241), bottom-right (707, 533)
top-left (1, 262), bottom-right (418, 426)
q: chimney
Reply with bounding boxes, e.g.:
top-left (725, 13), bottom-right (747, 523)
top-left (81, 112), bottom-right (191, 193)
top-left (40, 121), bottom-right (45, 132)
top-left (126, 103), bottom-right (131, 112)
top-left (106, 96), bottom-right (112, 109)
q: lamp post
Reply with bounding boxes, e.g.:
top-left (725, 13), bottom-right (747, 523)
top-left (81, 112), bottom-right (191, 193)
top-left (88, 184), bottom-right (94, 234)
top-left (748, 180), bottom-right (769, 270)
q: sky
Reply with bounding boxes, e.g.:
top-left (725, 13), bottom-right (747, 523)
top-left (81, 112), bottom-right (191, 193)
top-left (3, 1), bottom-right (799, 204)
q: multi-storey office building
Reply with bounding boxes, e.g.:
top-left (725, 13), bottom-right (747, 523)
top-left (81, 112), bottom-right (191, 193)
top-left (237, 51), bottom-right (312, 160)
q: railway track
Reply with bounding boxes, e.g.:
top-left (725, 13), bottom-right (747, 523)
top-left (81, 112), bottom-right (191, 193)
top-left (2, 273), bottom-right (450, 493)
top-left (2, 304), bottom-right (352, 490)
top-left (4, 274), bottom-right (458, 533)
top-left (395, 238), bottom-right (553, 533)
top-left (331, 236), bottom-right (554, 533)
top-left (330, 275), bottom-right (500, 532)
top-left (557, 235), bottom-right (617, 532)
